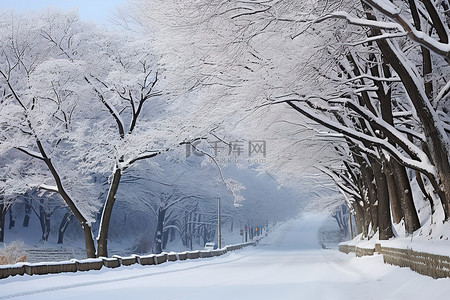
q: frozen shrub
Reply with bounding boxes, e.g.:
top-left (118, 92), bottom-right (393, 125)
top-left (0, 241), bottom-right (28, 265)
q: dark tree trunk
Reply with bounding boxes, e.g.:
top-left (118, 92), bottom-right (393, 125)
top-left (82, 224), bottom-right (95, 258)
top-left (189, 214), bottom-right (194, 250)
top-left (8, 208), bottom-right (15, 229)
top-left (372, 159), bottom-right (394, 240)
top-left (22, 199), bottom-right (32, 227)
top-left (385, 162), bottom-right (404, 224)
top-left (351, 202), bottom-right (364, 235)
top-left (365, 51), bottom-right (405, 227)
top-left (371, 52), bottom-right (419, 232)
top-left (359, 157), bottom-right (378, 235)
top-left (368, 10), bottom-right (450, 220)
top-left (37, 140), bottom-right (96, 258)
top-left (96, 167), bottom-right (122, 257)
top-left (154, 208), bottom-right (166, 254)
top-left (187, 212), bottom-right (194, 250)
top-left (0, 202), bottom-right (6, 243)
top-left (182, 212), bottom-right (188, 247)
top-left (332, 205), bottom-right (349, 236)
top-left (58, 212), bottom-right (72, 244)
top-left (38, 199), bottom-right (51, 241)
top-left (362, 200), bottom-right (371, 238)
top-left (391, 160), bottom-right (420, 233)
top-left (203, 225), bottom-right (209, 245)
top-left (415, 170), bottom-right (434, 214)
top-left (408, 0), bottom-right (434, 99)
top-left (409, 132), bottom-right (435, 217)
top-left (39, 203), bottom-right (46, 241)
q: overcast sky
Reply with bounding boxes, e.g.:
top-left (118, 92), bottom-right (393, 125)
top-left (0, 0), bottom-right (128, 24)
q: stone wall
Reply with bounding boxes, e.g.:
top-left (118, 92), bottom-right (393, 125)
top-left (339, 242), bottom-right (450, 279)
top-left (0, 241), bottom-right (257, 280)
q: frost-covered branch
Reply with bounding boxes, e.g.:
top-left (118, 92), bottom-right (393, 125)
top-left (15, 147), bottom-right (44, 160)
top-left (121, 150), bottom-right (165, 171)
top-left (284, 100), bottom-right (437, 176)
top-left (319, 166), bottom-right (362, 201)
top-left (362, 0), bottom-right (450, 60)
top-left (345, 32), bottom-right (407, 46)
top-left (316, 11), bottom-right (402, 31)
top-left (319, 3), bottom-right (450, 60)
top-left (84, 76), bottom-right (125, 139)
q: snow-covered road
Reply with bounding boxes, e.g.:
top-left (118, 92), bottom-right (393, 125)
top-left (1, 214), bottom-right (450, 300)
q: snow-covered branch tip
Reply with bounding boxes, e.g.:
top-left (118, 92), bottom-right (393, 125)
top-left (39, 184), bottom-right (59, 193)
top-left (121, 150), bottom-right (167, 170)
top-left (345, 32), bottom-right (407, 46)
top-left (315, 11), bottom-right (402, 31)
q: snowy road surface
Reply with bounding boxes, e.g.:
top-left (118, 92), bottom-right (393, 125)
top-left (1, 214), bottom-right (450, 300)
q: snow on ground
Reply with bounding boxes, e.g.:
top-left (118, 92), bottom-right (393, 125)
top-left (1, 213), bottom-right (450, 300)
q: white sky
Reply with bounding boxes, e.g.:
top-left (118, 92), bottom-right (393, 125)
top-left (0, 0), bottom-right (128, 24)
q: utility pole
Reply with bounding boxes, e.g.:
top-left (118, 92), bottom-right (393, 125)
top-left (218, 198), bottom-right (222, 249)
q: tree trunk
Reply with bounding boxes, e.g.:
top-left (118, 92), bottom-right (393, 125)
top-left (96, 167), bottom-right (122, 257)
top-left (370, 15), bottom-right (450, 220)
top-left (8, 208), bottom-right (15, 229)
top-left (372, 158), bottom-right (394, 240)
top-left (352, 202), bottom-right (364, 235)
top-left (385, 161), bottom-right (404, 224)
top-left (0, 202), bottom-right (6, 243)
top-left (366, 51), bottom-right (405, 227)
top-left (407, 0), bottom-right (434, 100)
top-left (362, 200), bottom-right (371, 238)
top-left (391, 160), bottom-right (420, 233)
top-left (82, 223), bottom-right (96, 258)
top-left (369, 44), bottom-right (419, 233)
top-left (154, 208), bottom-right (166, 254)
top-left (58, 212), bottom-right (72, 244)
top-left (39, 199), bottom-right (50, 241)
top-left (169, 223), bottom-right (176, 243)
top-left (182, 212), bottom-right (188, 247)
top-left (37, 140), bottom-right (96, 258)
top-left (415, 170), bottom-right (434, 215)
top-left (359, 157), bottom-right (378, 235)
top-left (22, 199), bottom-right (32, 227)
top-left (407, 135), bottom-right (435, 216)
top-left (203, 225), bottom-right (209, 245)
top-left (193, 212), bottom-right (198, 246)
top-left (189, 212), bottom-right (194, 250)
top-left (162, 221), bottom-right (171, 249)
